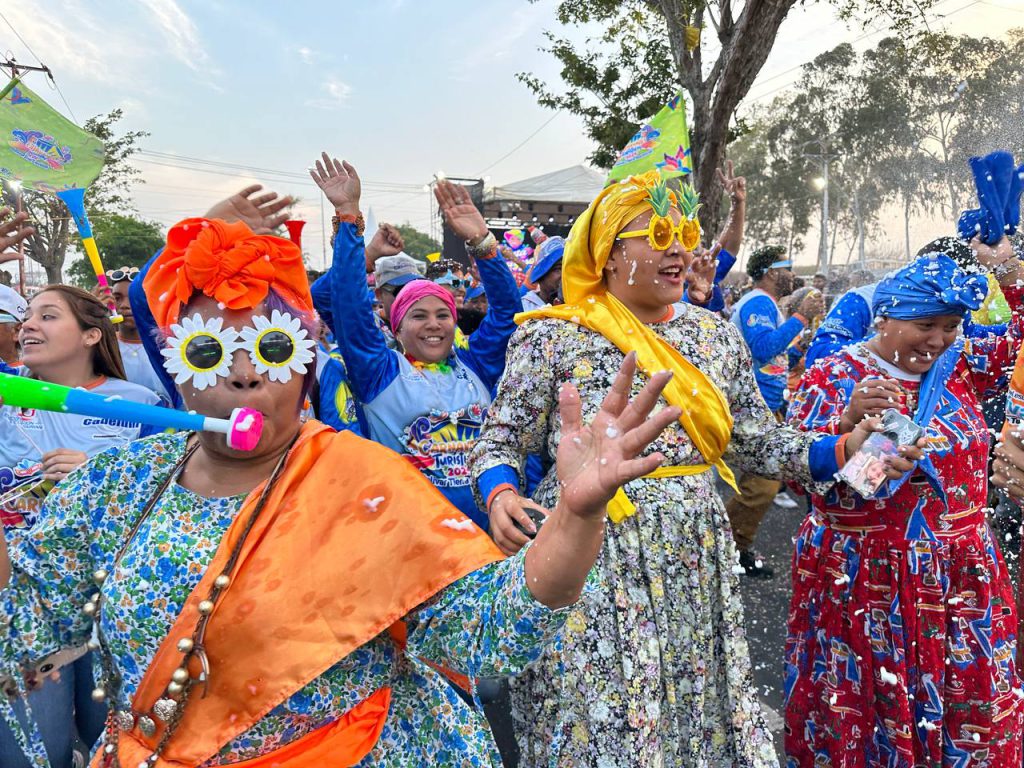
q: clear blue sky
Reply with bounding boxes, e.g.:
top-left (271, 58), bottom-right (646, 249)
top-left (2, 0), bottom-right (1016, 269)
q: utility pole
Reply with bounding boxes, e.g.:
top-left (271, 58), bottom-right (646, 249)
top-left (802, 136), bottom-right (840, 274)
top-left (1, 58), bottom-right (52, 295)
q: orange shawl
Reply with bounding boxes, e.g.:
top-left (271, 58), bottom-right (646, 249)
top-left (95, 422), bottom-right (503, 767)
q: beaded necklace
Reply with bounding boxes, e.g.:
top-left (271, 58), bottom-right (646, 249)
top-left (90, 435), bottom-right (295, 768)
top-left (405, 354), bottom-right (452, 374)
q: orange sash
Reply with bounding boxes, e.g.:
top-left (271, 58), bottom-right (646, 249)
top-left (93, 422), bottom-right (503, 767)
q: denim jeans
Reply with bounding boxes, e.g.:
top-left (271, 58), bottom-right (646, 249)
top-left (0, 652), bottom-right (105, 768)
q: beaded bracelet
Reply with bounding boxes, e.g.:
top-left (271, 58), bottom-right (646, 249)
top-left (465, 232), bottom-right (498, 260)
top-left (332, 212), bottom-right (365, 238)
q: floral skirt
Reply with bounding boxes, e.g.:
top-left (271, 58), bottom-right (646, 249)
top-left (511, 476), bottom-right (779, 768)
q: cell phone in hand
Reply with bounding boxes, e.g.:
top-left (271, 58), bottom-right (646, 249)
top-left (836, 408), bottom-right (923, 498)
top-left (511, 505), bottom-right (547, 539)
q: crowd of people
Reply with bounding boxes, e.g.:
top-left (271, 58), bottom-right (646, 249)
top-left (0, 146), bottom-right (1020, 768)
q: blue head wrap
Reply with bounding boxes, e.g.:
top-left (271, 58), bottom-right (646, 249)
top-left (957, 150), bottom-right (1024, 245)
top-left (868, 253), bottom-right (987, 505)
top-left (465, 285), bottom-right (486, 302)
top-left (871, 253), bottom-right (987, 321)
top-left (529, 236), bottom-right (565, 283)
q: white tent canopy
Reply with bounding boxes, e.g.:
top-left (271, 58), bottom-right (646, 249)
top-left (485, 165), bottom-right (605, 204)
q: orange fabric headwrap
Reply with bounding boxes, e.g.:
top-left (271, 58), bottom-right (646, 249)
top-left (143, 217), bottom-right (313, 330)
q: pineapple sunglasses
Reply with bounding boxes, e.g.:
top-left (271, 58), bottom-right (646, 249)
top-left (616, 214), bottom-right (702, 252)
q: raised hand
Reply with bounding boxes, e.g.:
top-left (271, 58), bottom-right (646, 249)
top-left (205, 186), bottom-right (293, 234)
top-left (0, 209), bottom-right (34, 256)
top-left (309, 152), bottom-right (361, 216)
top-left (686, 243), bottom-right (720, 305)
top-left (716, 160), bottom-right (746, 205)
top-left (434, 180), bottom-right (488, 244)
top-left (555, 353), bottom-right (679, 519)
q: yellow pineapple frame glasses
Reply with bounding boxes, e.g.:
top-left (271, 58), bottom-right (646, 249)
top-left (617, 214), bottom-right (702, 252)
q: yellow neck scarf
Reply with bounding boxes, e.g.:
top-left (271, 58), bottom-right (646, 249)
top-left (517, 171), bottom-right (737, 492)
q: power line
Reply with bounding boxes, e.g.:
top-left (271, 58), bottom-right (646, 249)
top-left (744, 0), bottom-right (983, 104)
top-left (476, 112), bottom-right (561, 176)
top-left (0, 9), bottom-right (79, 122)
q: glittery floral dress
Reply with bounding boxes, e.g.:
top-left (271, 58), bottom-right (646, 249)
top-left (784, 332), bottom-right (1024, 767)
top-left (471, 304), bottom-right (831, 768)
top-left (0, 433), bottom-right (572, 768)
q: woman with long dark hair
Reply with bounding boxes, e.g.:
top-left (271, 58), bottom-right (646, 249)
top-left (0, 278), bottom-right (160, 764)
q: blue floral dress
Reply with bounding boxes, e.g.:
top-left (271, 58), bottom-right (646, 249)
top-left (0, 433), bottom-right (573, 767)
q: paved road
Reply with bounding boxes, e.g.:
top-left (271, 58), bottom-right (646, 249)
top-left (732, 486), bottom-right (1023, 762)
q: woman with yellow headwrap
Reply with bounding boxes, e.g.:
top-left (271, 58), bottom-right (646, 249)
top-left (470, 169), bottom-right (911, 766)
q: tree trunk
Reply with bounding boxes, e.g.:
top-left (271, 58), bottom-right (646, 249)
top-left (43, 262), bottom-right (63, 285)
top-left (903, 192), bottom-right (912, 262)
top-left (658, 0), bottom-right (799, 236)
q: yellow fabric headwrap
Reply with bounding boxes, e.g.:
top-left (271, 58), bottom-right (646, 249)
top-left (516, 170), bottom-right (737, 493)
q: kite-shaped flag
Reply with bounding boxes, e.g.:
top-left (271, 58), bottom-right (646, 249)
top-left (606, 91), bottom-right (692, 184)
top-left (0, 78), bottom-right (119, 320)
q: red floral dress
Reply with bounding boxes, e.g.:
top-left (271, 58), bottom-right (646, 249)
top-left (784, 296), bottom-right (1024, 767)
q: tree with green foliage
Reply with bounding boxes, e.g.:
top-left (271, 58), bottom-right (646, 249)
top-left (395, 224), bottom-right (441, 262)
top-left (65, 214), bottom-right (165, 287)
top-left (1, 108), bottom-right (147, 284)
top-left (519, 0), bottom-right (936, 237)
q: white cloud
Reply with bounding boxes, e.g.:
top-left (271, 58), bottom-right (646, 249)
top-left (0, 2), bottom-right (132, 86)
top-left (296, 46), bottom-right (317, 64)
top-left (138, 0), bottom-right (212, 73)
top-left (452, 0), bottom-right (554, 81)
top-left (305, 76), bottom-right (353, 110)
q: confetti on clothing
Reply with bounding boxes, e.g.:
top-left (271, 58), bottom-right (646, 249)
top-left (785, 326), bottom-right (1024, 766)
top-left (472, 303), bottom-right (834, 768)
top-left (0, 433), bottom-right (572, 767)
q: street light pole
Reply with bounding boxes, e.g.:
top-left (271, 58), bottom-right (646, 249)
top-left (819, 157), bottom-right (830, 273)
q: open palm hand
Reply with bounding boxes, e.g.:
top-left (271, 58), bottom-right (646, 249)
top-left (205, 186), bottom-right (293, 234)
top-left (434, 180), bottom-right (488, 244)
top-left (310, 152), bottom-right (361, 215)
top-left (555, 353), bottom-right (679, 520)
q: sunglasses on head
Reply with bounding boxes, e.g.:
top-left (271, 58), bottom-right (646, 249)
top-left (106, 267), bottom-right (140, 283)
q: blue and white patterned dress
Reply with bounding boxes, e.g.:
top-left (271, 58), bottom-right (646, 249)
top-left (1, 433), bottom-right (573, 767)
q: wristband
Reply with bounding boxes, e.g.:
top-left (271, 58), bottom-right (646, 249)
top-left (333, 212), bottom-right (365, 238)
top-left (486, 483), bottom-right (518, 513)
top-left (466, 232), bottom-right (498, 260)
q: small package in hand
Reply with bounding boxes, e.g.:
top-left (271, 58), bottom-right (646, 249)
top-left (837, 409), bottom-right (924, 498)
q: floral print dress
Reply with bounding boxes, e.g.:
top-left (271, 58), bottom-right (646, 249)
top-left (471, 303), bottom-right (832, 768)
top-left (784, 333), bottom-right (1024, 767)
top-left (0, 433), bottom-right (573, 768)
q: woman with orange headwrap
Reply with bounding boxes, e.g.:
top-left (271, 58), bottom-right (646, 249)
top-left (470, 170), bottom-right (921, 766)
top-left (0, 187), bottom-right (684, 768)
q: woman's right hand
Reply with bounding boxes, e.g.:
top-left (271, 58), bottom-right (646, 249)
top-left (489, 490), bottom-right (548, 556)
top-left (844, 416), bottom-right (925, 479)
top-left (840, 378), bottom-right (905, 433)
top-left (309, 152), bottom-right (361, 217)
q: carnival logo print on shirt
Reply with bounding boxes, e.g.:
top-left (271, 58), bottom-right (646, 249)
top-left (403, 404), bottom-right (485, 487)
top-left (0, 460), bottom-right (52, 528)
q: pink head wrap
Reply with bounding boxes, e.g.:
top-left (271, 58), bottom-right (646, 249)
top-left (390, 279), bottom-right (458, 330)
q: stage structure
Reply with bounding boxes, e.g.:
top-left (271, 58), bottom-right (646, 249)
top-left (430, 166), bottom-right (604, 265)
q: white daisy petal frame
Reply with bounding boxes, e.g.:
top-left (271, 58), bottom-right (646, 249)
top-left (160, 313), bottom-right (241, 392)
top-left (238, 309), bottom-right (317, 384)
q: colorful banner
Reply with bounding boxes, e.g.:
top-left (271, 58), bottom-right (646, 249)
top-left (0, 79), bottom-right (105, 193)
top-left (607, 91), bottom-right (692, 184)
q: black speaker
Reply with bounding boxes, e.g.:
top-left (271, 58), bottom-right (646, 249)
top-left (440, 178), bottom-right (485, 267)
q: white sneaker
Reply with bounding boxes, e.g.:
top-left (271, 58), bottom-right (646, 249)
top-left (774, 492), bottom-right (799, 509)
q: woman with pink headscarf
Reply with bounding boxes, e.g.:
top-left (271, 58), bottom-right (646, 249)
top-left (309, 153), bottom-right (522, 529)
